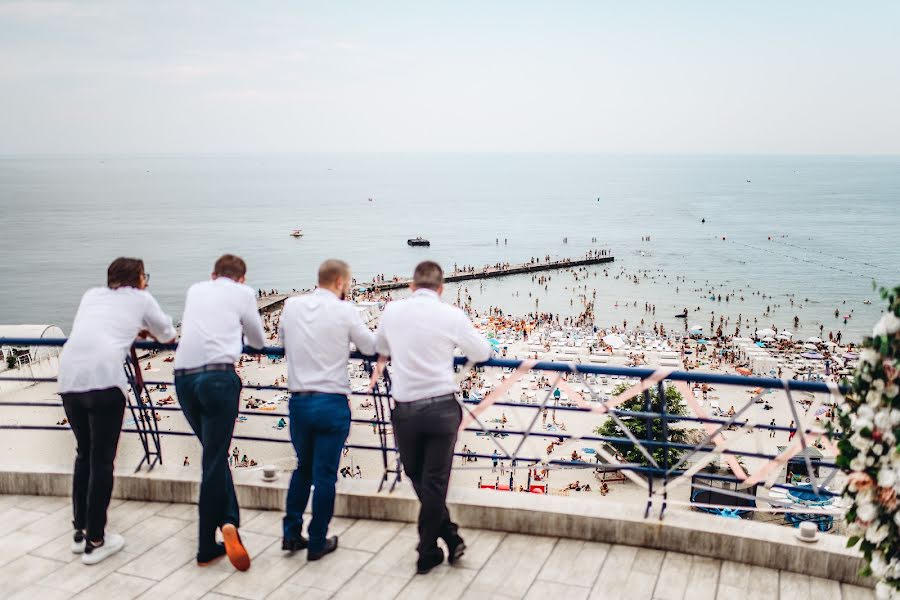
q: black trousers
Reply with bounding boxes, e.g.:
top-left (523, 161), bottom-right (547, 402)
top-left (61, 387), bottom-right (126, 542)
top-left (175, 369), bottom-right (242, 561)
top-left (391, 397), bottom-right (461, 555)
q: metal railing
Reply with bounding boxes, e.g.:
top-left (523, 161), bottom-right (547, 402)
top-left (0, 337), bottom-right (847, 527)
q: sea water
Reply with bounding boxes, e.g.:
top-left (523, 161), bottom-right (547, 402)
top-left (1, 153), bottom-right (898, 341)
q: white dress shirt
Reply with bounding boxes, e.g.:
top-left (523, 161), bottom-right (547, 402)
top-left (174, 277), bottom-right (267, 370)
top-left (375, 288), bottom-right (492, 402)
top-left (58, 287), bottom-right (176, 394)
top-left (279, 288), bottom-right (376, 395)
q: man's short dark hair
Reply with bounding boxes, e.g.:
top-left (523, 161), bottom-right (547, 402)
top-left (318, 259), bottom-right (350, 286)
top-left (413, 261), bottom-right (443, 290)
top-left (214, 254), bottom-right (247, 280)
top-left (107, 257), bottom-right (144, 289)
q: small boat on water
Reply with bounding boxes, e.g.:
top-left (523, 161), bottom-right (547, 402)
top-left (407, 237), bottom-right (430, 247)
top-left (290, 229), bottom-right (303, 238)
top-left (675, 311), bottom-right (688, 319)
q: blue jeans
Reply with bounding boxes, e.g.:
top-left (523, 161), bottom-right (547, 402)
top-left (175, 370), bottom-right (242, 561)
top-left (283, 392), bottom-right (350, 553)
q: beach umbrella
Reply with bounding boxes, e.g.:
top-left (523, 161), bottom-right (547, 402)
top-left (808, 336), bottom-right (823, 343)
top-left (801, 352), bottom-right (824, 360)
top-left (803, 343), bottom-right (818, 350)
top-left (776, 333), bottom-right (792, 341)
top-left (762, 336), bottom-right (776, 343)
top-left (689, 324), bottom-right (704, 332)
top-left (843, 352), bottom-right (859, 359)
top-left (757, 328), bottom-right (776, 338)
top-left (779, 330), bottom-right (793, 337)
top-left (602, 335), bottom-right (624, 349)
top-left (814, 407), bottom-right (829, 416)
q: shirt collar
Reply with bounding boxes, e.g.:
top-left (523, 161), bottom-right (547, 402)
top-left (413, 288), bottom-right (439, 300)
top-left (314, 287), bottom-right (339, 300)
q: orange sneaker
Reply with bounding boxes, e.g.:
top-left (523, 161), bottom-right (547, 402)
top-left (221, 524), bottom-right (251, 571)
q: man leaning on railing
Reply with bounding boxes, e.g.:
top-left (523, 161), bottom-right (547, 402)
top-left (174, 254), bottom-right (266, 572)
top-left (279, 259), bottom-right (376, 561)
top-left (373, 260), bottom-right (492, 575)
top-left (57, 257), bottom-right (176, 566)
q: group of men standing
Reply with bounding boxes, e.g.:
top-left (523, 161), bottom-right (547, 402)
top-left (57, 254), bottom-right (490, 575)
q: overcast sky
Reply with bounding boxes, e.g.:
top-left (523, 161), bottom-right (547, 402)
top-left (1, 1), bottom-right (899, 155)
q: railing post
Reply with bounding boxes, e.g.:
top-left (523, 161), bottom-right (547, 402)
top-left (643, 387), bottom-right (653, 518)
top-left (658, 379), bottom-right (668, 520)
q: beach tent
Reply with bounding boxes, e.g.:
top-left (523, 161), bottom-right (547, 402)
top-left (0, 324), bottom-right (65, 366)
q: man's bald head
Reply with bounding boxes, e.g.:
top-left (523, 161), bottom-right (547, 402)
top-left (318, 259), bottom-right (352, 299)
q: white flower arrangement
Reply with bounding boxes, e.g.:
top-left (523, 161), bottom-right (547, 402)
top-left (837, 285), bottom-right (900, 598)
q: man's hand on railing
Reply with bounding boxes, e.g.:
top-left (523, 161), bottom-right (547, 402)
top-left (368, 356), bottom-right (388, 392)
top-left (137, 330), bottom-right (176, 344)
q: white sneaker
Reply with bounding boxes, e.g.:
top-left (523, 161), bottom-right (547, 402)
top-left (81, 533), bottom-right (125, 565)
top-left (72, 531), bottom-right (85, 554)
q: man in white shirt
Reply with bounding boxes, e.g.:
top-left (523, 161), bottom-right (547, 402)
top-left (279, 259), bottom-right (375, 561)
top-left (59, 257), bottom-right (175, 565)
top-left (375, 261), bottom-right (491, 575)
top-left (174, 254), bottom-right (266, 572)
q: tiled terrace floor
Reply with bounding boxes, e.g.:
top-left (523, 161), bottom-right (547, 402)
top-left (0, 494), bottom-right (874, 600)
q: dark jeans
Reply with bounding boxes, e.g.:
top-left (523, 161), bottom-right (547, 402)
top-left (61, 387), bottom-right (126, 542)
top-left (283, 393), bottom-right (351, 554)
top-left (175, 369), bottom-right (242, 561)
top-left (391, 397), bottom-right (462, 555)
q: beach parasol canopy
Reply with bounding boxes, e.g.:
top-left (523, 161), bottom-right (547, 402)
top-left (756, 328), bottom-right (776, 337)
top-left (801, 352), bottom-right (824, 360)
top-left (776, 333), bottom-right (792, 341)
top-left (808, 336), bottom-right (823, 343)
top-left (602, 334), bottom-right (624, 349)
top-left (689, 324), bottom-right (704, 332)
top-left (803, 343), bottom-right (818, 350)
top-left (779, 330), bottom-right (793, 337)
top-left (762, 336), bottom-right (776, 343)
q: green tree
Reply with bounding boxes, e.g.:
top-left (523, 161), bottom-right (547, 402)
top-left (593, 383), bottom-right (689, 468)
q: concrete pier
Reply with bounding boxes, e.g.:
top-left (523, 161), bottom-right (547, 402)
top-left (364, 255), bottom-right (615, 292)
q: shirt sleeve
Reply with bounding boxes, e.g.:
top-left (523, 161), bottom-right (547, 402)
top-left (241, 290), bottom-right (267, 350)
top-left (454, 310), bottom-right (492, 363)
top-left (374, 309), bottom-right (391, 357)
top-left (143, 293), bottom-right (176, 342)
top-left (278, 302), bottom-right (289, 347)
top-left (348, 306), bottom-right (377, 356)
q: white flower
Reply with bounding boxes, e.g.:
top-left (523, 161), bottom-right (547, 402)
top-left (861, 348), bottom-right (881, 365)
top-left (892, 409), bottom-right (900, 426)
top-left (851, 455), bottom-right (868, 471)
top-left (876, 410), bottom-right (893, 430)
top-left (887, 385), bottom-right (899, 400)
top-left (872, 551), bottom-right (889, 576)
top-left (895, 511), bottom-right (900, 528)
top-left (858, 501), bottom-right (879, 522)
top-left (874, 444), bottom-right (885, 456)
top-left (873, 312), bottom-right (900, 337)
top-left (867, 524), bottom-right (890, 545)
top-left (851, 432), bottom-right (873, 452)
top-left (875, 581), bottom-right (894, 600)
top-left (879, 468), bottom-right (898, 488)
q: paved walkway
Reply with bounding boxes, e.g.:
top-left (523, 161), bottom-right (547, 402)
top-left (0, 494), bottom-right (874, 600)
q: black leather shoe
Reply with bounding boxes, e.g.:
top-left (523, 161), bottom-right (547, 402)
top-left (282, 536), bottom-right (308, 552)
top-left (445, 535), bottom-right (466, 564)
top-left (416, 547), bottom-right (444, 575)
top-left (307, 536), bottom-right (338, 561)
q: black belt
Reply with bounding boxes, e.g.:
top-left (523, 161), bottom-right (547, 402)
top-left (394, 393), bottom-right (457, 408)
top-left (174, 363), bottom-right (235, 377)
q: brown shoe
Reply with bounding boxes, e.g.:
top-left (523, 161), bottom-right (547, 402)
top-left (221, 524), bottom-right (251, 571)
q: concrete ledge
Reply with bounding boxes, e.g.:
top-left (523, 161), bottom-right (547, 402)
top-left (0, 465), bottom-right (870, 587)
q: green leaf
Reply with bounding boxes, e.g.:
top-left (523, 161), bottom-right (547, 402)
top-left (847, 536), bottom-right (860, 548)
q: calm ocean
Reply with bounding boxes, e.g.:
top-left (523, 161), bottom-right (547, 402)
top-left (1, 154), bottom-right (898, 341)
